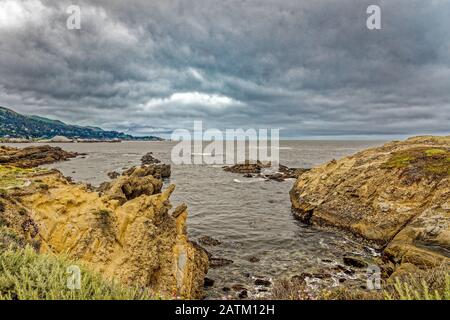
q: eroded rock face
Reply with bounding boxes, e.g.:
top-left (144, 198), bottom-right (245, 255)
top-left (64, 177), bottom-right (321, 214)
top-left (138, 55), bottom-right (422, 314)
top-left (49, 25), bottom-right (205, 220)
top-left (7, 168), bottom-right (208, 299)
top-left (290, 136), bottom-right (450, 270)
top-left (0, 145), bottom-right (79, 168)
top-left (123, 164), bottom-right (171, 179)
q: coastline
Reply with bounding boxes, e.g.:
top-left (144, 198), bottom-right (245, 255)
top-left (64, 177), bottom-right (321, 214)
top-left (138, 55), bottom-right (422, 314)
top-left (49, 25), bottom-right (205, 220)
top-left (1, 136), bottom-right (449, 300)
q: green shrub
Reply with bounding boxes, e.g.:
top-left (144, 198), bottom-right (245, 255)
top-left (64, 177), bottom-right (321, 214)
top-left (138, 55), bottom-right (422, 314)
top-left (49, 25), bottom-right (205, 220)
top-left (0, 246), bottom-right (151, 300)
top-left (384, 272), bottom-right (450, 300)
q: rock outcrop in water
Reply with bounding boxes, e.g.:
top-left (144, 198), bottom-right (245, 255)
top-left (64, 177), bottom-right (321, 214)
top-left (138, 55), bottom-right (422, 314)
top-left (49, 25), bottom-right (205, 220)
top-left (290, 136), bottom-right (450, 273)
top-left (0, 145), bottom-right (79, 168)
top-left (141, 152), bottom-right (161, 165)
top-left (0, 146), bottom-right (208, 299)
top-left (223, 160), bottom-right (309, 181)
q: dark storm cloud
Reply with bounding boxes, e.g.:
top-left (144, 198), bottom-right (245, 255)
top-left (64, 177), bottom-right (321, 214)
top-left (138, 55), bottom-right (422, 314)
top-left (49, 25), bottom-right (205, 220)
top-left (0, 0), bottom-right (449, 137)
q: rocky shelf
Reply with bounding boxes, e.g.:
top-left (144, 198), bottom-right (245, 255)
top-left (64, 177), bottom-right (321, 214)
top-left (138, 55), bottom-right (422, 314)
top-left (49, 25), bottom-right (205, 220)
top-left (290, 135), bottom-right (450, 280)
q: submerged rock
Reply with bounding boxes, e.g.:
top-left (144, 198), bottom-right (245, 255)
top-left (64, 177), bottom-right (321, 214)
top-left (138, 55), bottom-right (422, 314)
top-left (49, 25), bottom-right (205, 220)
top-left (254, 279), bottom-right (271, 287)
top-left (223, 160), bottom-right (270, 174)
top-left (343, 256), bottom-right (369, 268)
top-left (210, 257), bottom-right (234, 268)
top-left (223, 160), bottom-right (309, 181)
top-left (107, 171), bottom-right (120, 179)
top-left (247, 256), bottom-right (260, 263)
top-left (290, 135), bottom-right (450, 273)
top-left (204, 277), bottom-right (215, 287)
top-left (198, 235), bottom-right (222, 246)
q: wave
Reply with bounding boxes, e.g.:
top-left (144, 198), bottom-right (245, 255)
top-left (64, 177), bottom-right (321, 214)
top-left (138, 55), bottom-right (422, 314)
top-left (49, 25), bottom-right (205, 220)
top-left (233, 178), bottom-right (266, 184)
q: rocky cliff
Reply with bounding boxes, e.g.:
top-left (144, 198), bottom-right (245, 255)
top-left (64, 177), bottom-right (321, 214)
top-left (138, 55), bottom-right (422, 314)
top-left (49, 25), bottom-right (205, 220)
top-left (290, 136), bottom-right (449, 273)
top-left (0, 147), bottom-right (208, 299)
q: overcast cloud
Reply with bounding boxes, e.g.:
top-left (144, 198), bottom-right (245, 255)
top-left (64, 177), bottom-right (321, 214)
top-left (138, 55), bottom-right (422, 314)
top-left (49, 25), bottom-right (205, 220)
top-left (0, 0), bottom-right (449, 138)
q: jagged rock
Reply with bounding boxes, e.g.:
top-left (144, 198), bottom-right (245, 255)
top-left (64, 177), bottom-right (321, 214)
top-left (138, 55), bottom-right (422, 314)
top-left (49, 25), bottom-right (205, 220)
top-left (290, 136), bottom-right (450, 272)
top-left (104, 174), bottom-right (163, 205)
top-left (172, 203), bottom-right (188, 218)
top-left (123, 164), bottom-right (171, 179)
top-left (0, 145), bottom-right (79, 168)
top-left (141, 152), bottom-right (161, 165)
top-left (5, 168), bottom-right (208, 299)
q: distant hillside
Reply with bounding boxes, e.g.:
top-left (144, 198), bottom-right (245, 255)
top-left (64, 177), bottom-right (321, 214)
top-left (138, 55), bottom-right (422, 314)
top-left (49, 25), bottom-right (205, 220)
top-left (0, 106), bottom-right (162, 141)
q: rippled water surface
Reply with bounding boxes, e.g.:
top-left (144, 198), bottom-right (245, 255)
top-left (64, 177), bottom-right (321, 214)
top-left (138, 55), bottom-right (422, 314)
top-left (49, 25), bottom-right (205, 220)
top-left (6, 140), bottom-right (385, 298)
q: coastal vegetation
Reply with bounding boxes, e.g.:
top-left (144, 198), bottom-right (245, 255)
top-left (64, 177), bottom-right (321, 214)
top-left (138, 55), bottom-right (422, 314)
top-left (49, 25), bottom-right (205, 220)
top-left (0, 246), bottom-right (151, 300)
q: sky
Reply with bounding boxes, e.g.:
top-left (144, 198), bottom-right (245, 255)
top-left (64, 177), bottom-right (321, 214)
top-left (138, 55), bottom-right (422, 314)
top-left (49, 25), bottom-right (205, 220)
top-left (0, 0), bottom-right (449, 139)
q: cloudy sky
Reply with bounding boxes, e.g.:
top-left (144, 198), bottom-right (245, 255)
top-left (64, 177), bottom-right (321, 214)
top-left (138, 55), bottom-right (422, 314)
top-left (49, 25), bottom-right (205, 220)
top-left (0, 0), bottom-right (449, 138)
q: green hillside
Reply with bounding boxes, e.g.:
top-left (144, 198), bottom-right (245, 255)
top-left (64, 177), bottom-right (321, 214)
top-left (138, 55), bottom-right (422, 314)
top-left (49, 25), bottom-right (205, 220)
top-left (0, 106), bottom-right (162, 141)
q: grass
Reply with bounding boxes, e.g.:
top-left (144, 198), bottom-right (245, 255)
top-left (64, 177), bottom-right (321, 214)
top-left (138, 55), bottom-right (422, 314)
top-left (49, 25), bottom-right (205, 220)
top-left (385, 274), bottom-right (450, 300)
top-left (0, 246), bottom-right (152, 300)
top-left (0, 166), bottom-right (36, 189)
top-left (382, 147), bottom-right (450, 180)
top-left (0, 165), bottom-right (50, 190)
top-left (424, 148), bottom-right (447, 156)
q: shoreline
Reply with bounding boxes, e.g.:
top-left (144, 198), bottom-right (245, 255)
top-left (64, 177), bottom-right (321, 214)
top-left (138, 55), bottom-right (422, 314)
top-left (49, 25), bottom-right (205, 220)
top-left (1, 137), bottom-right (449, 300)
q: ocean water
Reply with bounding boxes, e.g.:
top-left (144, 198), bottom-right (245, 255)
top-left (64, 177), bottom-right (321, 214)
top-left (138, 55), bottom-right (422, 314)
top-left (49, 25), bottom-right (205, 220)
top-left (5, 140), bottom-right (385, 298)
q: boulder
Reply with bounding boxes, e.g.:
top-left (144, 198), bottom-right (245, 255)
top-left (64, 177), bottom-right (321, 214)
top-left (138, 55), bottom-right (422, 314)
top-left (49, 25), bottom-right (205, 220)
top-left (123, 164), bottom-right (171, 179)
top-left (290, 136), bottom-right (450, 271)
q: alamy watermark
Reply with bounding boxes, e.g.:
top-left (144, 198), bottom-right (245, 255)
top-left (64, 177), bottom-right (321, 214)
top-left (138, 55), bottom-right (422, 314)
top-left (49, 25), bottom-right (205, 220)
top-left (171, 121), bottom-right (280, 170)
top-left (64, 4), bottom-right (381, 31)
top-left (366, 5), bottom-right (382, 30)
top-left (67, 265), bottom-right (81, 290)
top-left (366, 264), bottom-right (381, 290)
top-left (66, 5), bottom-right (81, 30)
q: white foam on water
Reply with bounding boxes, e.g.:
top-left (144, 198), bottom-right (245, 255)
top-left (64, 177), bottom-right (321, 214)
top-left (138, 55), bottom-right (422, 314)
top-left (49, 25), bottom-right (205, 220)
top-left (233, 178), bottom-right (266, 183)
